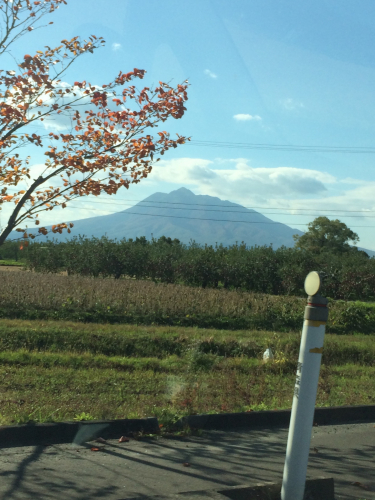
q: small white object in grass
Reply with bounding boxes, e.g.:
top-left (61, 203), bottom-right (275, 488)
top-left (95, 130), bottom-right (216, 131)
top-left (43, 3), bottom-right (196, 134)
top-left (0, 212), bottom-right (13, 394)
top-left (263, 348), bottom-right (274, 362)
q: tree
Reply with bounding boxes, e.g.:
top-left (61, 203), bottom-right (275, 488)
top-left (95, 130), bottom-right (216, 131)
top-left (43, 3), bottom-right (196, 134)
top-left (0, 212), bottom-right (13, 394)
top-left (293, 216), bottom-right (360, 255)
top-left (0, 0), bottom-right (189, 246)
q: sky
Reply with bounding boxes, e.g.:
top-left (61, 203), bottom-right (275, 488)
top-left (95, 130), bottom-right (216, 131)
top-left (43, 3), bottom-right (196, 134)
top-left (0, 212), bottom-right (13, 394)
top-left (2, 0), bottom-right (375, 250)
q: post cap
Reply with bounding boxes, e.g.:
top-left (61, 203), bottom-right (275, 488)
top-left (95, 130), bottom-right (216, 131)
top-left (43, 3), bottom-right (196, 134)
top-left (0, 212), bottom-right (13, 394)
top-left (304, 271), bottom-right (321, 296)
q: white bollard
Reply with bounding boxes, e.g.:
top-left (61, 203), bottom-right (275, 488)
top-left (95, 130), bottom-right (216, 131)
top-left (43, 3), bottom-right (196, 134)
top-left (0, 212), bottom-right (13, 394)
top-left (281, 272), bottom-right (329, 500)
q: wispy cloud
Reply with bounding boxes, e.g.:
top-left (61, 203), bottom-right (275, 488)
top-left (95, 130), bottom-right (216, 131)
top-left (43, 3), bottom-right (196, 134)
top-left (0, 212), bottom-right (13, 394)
top-left (148, 158), bottom-right (335, 198)
top-left (112, 43), bottom-right (122, 51)
top-left (36, 81), bottom-right (105, 132)
top-left (35, 81), bottom-right (127, 133)
top-left (233, 114), bottom-right (262, 121)
top-left (280, 98), bottom-right (304, 110)
top-left (144, 157), bottom-right (375, 249)
top-left (146, 158), bottom-right (375, 246)
top-left (204, 69), bottom-right (217, 79)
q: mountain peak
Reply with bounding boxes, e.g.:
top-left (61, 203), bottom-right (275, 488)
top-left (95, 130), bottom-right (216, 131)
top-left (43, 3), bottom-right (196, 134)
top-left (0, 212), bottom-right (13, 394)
top-left (172, 187), bottom-right (194, 194)
top-left (168, 187), bottom-right (196, 198)
top-left (13, 188), bottom-right (306, 249)
top-left (145, 187), bottom-right (196, 203)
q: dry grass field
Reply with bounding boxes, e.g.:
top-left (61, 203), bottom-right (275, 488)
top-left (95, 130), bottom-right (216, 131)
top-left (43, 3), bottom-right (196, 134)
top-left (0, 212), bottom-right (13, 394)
top-left (0, 268), bottom-right (374, 427)
top-left (0, 269), bottom-right (305, 329)
top-left (0, 269), bottom-right (373, 333)
top-left (0, 317), bottom-right (374, 426)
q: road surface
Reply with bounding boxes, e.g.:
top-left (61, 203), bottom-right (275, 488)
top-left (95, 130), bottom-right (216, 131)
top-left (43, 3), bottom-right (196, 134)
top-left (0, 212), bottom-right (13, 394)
top-left (0, 422), bottom-right (374, 499)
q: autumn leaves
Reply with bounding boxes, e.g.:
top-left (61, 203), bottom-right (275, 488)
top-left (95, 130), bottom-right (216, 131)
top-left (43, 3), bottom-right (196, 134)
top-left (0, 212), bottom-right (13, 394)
top-left (0, 1), bottom-right (189, 246)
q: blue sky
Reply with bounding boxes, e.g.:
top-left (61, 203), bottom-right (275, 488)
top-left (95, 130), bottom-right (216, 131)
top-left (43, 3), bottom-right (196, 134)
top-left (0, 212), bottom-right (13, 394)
top-left (2, 0), bottom-right (375, 249)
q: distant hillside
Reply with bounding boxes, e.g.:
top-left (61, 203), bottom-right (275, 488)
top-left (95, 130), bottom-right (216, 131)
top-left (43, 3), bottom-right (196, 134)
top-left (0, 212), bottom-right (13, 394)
top-left (10, 187), bottom-right (375, 255)
top-left (11, 188), bottom-right (306, 248)
top-left (358, 247), bottom-right (375, 258)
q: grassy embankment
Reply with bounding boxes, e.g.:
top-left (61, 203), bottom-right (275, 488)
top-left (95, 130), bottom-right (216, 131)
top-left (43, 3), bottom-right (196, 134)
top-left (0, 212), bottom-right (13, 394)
top-left (0, 270), bottom-right (374, 427)
top-left (0, 319), bottom-right (374, 427)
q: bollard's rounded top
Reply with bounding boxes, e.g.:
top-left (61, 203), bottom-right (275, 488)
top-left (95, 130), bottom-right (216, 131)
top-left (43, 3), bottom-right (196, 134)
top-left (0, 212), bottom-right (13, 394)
top-left (304, 271), bottom-right (321, 296)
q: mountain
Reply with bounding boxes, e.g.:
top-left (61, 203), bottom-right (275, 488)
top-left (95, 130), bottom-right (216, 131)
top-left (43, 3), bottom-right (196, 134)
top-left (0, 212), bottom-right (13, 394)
top-left (12, 188), bottom-right (303, 248)
top-left (357, 247), bottom-right (375, 257)
top-left (10, 187), bottom-right (372, 253)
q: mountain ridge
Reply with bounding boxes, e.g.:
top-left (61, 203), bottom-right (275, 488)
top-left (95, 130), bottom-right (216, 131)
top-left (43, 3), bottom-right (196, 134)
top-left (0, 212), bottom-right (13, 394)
top-left (9, 187), bottom-right (375, 255)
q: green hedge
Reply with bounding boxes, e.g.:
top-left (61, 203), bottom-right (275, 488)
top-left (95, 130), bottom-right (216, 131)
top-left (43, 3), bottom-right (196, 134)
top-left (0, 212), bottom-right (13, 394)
top-left (18, 235), bottom-right (375, 301)
top-left (0, 300), bottom-right (374, 334)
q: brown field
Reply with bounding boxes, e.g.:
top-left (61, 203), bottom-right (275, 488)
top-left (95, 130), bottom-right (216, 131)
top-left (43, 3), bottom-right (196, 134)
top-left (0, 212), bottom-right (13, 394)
top-left (0, 268), bottom-right (374, 425)
top-left (0, 269), bottom-right (304, 319)
top-left (0, 265), bottom-right (68, 275)
top-left (0, 265), bottom-right (24, 271)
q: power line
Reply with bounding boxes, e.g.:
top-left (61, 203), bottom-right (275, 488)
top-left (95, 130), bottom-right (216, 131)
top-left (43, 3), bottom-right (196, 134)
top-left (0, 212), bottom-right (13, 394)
top-left (68, 200), bottom-right (375, 219)
top-left (4, 189), bottom-right (375, 219)
top-left (188, 140), bottom-right (375, 154)
top-left (9, 124), bottom-right (375, 154)
top-left (6, 184), bottom-right (374, 214)
top-left (39, 194), bottom-right (374, 214)
top-left (198, 140), bottom-right (375, 150)
top-left (66, 204), bottom-right (375, 228)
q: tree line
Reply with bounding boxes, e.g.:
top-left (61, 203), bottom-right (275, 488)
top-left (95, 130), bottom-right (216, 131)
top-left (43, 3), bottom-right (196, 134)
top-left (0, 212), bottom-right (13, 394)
top-left (3, 232), bottom-right (374, 301)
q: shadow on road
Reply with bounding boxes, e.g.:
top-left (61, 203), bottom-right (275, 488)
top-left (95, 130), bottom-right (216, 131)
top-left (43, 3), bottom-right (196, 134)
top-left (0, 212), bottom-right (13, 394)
top-left (0, 425), bottom-right (374, 499)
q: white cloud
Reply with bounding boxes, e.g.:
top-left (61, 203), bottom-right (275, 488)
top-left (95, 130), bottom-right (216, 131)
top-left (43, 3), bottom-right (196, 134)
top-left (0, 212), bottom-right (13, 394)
top-left (4, 155), bottom-right (375, 250)
top-left (23, 81), bottom-right (93, 132)
top-left (29, 81), bottom-right (126, 133)
top-left (204, 69), bottom-right (217, 79)
top-left (233, 114), bottom-right (262, 121)
top-left (148, 158), bottom-right (335, 198)
top-left (280, 98), bottom-right (304, 110)
top-left (143, 157), bottom-right (375, 249)
top-left (112, 43), bottom-right (122, 51)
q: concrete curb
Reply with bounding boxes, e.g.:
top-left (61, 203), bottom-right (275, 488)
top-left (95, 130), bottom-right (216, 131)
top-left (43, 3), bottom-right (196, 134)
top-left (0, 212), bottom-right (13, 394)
top-left (1, 404), bottom-right (374, 448)
top-left (0, 417), bottom-right (159, 447)
top-left (132, 477), bottom-right (334, 500)
top-left (175, 404), bottom-right (375, 430)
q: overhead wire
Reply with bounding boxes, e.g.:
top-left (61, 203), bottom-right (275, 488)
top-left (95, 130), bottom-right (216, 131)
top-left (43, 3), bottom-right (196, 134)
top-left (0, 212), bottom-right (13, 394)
top-left (187, 140), bottom-right (375, 154)
top-left (5, 185), bottom-right (372, 215)
top-left (61, 198), bottom-right (375, 218)
top-left (2, 134), bottom-right (375, 226)
top-left (8, 123), bottom-right (375, 154)
top-left (3, 193), bottom-right (375, 229)
top-left (63, 204), bottom-right (375, 228)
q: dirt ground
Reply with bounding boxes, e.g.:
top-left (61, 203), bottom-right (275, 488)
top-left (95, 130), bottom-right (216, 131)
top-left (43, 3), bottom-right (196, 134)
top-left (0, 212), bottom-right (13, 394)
top-left (0, 266), bottom-right (24, 272)
top-left (0, 265), bottom-right (68, 275)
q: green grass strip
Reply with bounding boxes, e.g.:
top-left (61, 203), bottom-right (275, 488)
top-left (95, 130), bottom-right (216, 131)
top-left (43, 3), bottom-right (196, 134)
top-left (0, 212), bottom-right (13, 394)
top-left (0, 350), bottom-right (186, 372)
top-left (0, 319), bottom-right (374, 365)
top-left (1, 362), bottom-right (375, 426)
top-left (0, 260), bottom-right (24, 266)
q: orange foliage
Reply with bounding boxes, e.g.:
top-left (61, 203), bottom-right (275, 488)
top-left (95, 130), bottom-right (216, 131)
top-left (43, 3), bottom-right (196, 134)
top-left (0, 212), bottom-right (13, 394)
top-left (0, 0), bottom-right (189, 245)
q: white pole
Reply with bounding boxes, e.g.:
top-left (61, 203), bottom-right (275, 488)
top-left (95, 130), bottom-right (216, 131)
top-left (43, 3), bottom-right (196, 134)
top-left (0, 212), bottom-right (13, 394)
top-left (281, 272), bottom-right (328, 500)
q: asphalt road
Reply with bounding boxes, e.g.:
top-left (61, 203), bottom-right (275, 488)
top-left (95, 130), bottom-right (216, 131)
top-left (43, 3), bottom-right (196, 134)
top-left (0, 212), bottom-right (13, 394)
top-left (0, 422), bottom-right (374, 500)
